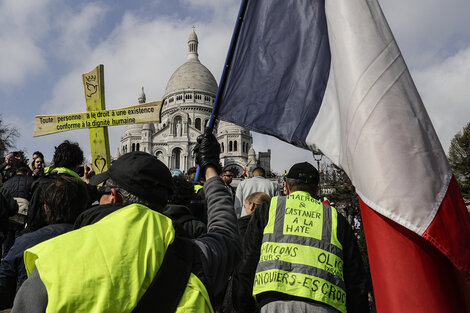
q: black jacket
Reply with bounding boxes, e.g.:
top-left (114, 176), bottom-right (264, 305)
top-left (162, 204), bottom-right (207, 239)
top-left (0, 223), bottom-right (73, 309)
top-left (0, 188), bottom-right (18, 233)
top-left (233, 197), bottom-right (369, 313)
top-left (2, 175), bottom-right (33, 200)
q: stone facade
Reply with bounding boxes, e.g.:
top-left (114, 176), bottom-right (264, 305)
top-left (118, 29), bottom-right (270, 176)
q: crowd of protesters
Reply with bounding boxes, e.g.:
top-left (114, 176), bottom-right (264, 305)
top-left (0, 132), bottom-right (370, 313)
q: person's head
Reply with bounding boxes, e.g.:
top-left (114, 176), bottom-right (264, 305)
top-left (244, 192), bottom-right (271, 215)
top-left (5, 152), bottom-right (14, 165)
top-left (169, 175), bottom-right (194, 207)
top-left (90, 151), bottom-right (173, 211)
top-left (12, 151), bottom-right (25, 162)
top-left (52, 140), bottom-right (84, 171)
top-left (14, 163), bottom-right (30, 176)
top-left (33, 156), bottom-right (45, 170)
top-left (221, 169), bottom-right (233, 186)
top-left (186, 167), bottom-right (197, 182)
top-left (252, 167), bottom-right (266, 178)
top-left (284, 162), bottom-right (319, 197)
top-left (32, 151), bottom-right (44, 161)
top-left (40, 175), bottom-right (90, 224)
top-left (171, 168), bottom-right (183, 177)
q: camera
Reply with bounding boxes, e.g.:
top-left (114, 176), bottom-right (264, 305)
top-left (77, 165), bottom-right (90, 177)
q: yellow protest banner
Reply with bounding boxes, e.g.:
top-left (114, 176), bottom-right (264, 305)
top-left (83, 65), bottom-right (110, 173)
top-left (33, 64), bottom-right (163, 175)
top-left (33, 102), bottom-right (162, 137)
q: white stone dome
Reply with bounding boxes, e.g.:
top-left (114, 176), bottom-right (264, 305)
top-left (164, 29), bottom-right (218, 97)
top-left (164, 61), bottom-right (217, 96)
top-left (124, 123), bottom-right (143, 135)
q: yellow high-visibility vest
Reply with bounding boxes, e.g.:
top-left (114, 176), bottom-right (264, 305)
top-left (44, 166), bottom-right (81, 179)
top-left (194, 184), bottom-right (204, 193)
top-left (253, 191), bottom-right (346, 313)
top-left (25, 203), bottom-right (213, 313)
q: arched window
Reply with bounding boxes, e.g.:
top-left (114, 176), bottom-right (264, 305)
top-left (234, 141), bottom-right (237, 152)
top-left (132, 143), bottom-right (136, 152)
top-left (188, 118), bottom-right (191, 125)
top-left (156, 151), bottom-right (163, 161)
top-left (136, 143), bottom-right (140, 151)
top-left (229, 141), bottom-right (233, 152)
top-left (221, 142), bottom-right (224, 153)
top-left (195, 118), bottom-right (201, 130)
top-left (172, 148), bottom-right (182, 169)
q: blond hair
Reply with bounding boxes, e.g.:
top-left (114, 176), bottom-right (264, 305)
top-left (245, 192), bottom-right (271, 206)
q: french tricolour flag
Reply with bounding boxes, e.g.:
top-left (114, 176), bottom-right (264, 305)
top-left (214, 0), bottom-right (470, 311)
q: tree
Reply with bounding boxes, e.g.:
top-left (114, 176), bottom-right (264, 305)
top-left (448, 122), bottom-right (470, 198)
top-left (0, 115), bottom-right (19, 158)
top-left (321, 164), bottom-right (358, 207)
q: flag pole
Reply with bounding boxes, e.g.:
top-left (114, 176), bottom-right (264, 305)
top-left (195, 0), bottom-right (249, 181)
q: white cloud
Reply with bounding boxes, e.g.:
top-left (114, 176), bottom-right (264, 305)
top-left (0, 0), bottom-right (55, 88)
top-left (414, 46), bottom-right (470, 154)
top-left (54, 3), bottom-right (109, 63)
top-left (380, 0), bottom-right (470, 68)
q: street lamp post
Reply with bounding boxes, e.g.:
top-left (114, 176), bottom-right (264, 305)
top-left (313, 153), bottom-right (322, 172)
top-left (313, 153), bottom-right (323, 196)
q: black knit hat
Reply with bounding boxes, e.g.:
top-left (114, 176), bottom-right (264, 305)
top-left (89, 151), bottom-right (173, 200)
top-left (286, 162), bottom-right (319, 185)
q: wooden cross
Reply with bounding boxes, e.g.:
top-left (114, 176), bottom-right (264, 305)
top-left (33, 65), bottom-right (162, 174)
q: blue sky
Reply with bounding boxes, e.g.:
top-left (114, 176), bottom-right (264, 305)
top-left (1, 0), bottom-right (469, 173)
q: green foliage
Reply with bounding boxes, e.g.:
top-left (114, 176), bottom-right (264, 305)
top-left (0, 115), bottom-right (19, 158)
top-left (321, 164), bottom-right (358, 207)
top-left (448, 122), bottom-right (470, 198)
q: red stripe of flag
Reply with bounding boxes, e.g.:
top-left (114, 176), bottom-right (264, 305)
top-left (360, 176), bottom-right (470, 313)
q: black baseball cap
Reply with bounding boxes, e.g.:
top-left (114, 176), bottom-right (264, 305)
top-left (90, 151), bottom-right (173, 201)
top-left (286, 162), bottom-right (319, 185)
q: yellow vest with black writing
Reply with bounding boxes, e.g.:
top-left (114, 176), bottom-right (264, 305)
top-left (24, 203), bottom-right (213, 313)
top-left (253, 191), bottom-right (346, 313)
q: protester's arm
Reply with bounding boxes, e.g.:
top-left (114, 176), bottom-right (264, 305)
top-left (233, 201), bottom-right (270, 313)
top-left (338, 214), bottom-right (370, 313)
top-left (273, 181), bottom-right (280, 196)
top-left (11, 269), bottom-right (47, 313)
top-left (234, 181), bottom-right (244, 217)
top-left (192, 131), bottom-right (242, 297)
top-left (194, 167), bottom-right (241, 297)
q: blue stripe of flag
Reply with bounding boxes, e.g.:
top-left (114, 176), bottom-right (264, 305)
top-left (217, 0), bottom-right (331, 148)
